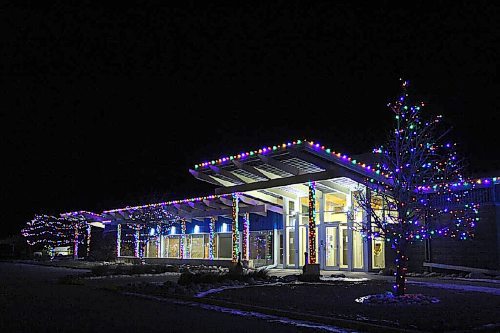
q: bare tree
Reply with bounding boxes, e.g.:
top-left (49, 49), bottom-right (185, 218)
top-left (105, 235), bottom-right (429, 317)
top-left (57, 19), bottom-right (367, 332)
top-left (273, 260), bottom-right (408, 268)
top-left (354, 80), bottom-right (478, 296)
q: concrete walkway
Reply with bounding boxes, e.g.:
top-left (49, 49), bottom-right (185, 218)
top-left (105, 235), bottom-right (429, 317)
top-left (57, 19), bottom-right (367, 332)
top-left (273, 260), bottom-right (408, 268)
top-left (268, 268), bottom-right (500, 295)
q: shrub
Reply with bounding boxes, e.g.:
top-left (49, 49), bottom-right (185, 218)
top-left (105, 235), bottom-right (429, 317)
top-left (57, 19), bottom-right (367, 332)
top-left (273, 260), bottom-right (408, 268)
top-left (247, 268), bottom-right (269, 280)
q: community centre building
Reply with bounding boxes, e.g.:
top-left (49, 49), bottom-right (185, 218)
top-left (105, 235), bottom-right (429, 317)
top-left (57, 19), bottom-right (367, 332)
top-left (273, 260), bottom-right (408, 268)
top-left (65, 139), bottom-right (500, 272)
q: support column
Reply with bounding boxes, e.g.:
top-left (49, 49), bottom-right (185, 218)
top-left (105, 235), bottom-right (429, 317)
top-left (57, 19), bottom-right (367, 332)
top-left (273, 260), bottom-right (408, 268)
top-left (180, 219), bottom-right (187, 259)
top-left (363, 188), bottom-right (371, 271)
top-left (86, 225), bottom-right (92, 257)
top-left (281, 198), bottom-right (288, 267)
top-left (134, 228), bottom-right (140, 258)
top-left (308, 181), bottom-right (317, 264)
top-left (156, 224), bottom-right (161, 258)
top-left (116, 224), bottom-right (121, 257)
top-left (319, 194), bottom-right (325, 269)
top-left (231, 193), bottom-right (240, 263)
top-left (242, 212), bottom-right (250, 261)
top-left (73, 225), bottom-right (79, 260)
top-left (209, 217), bottom-right (216, 260)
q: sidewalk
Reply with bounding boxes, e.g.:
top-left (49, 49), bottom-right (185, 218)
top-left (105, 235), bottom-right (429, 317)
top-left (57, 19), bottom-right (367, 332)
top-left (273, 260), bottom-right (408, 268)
top-left (268, 268), bottom-right (500, 295)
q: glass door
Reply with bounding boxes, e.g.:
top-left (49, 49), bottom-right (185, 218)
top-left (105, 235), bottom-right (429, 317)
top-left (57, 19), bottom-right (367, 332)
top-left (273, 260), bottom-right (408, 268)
top-left (339, 225), bottom-right (349, 268)
top-left (323, 224), bottom-right (339, 269)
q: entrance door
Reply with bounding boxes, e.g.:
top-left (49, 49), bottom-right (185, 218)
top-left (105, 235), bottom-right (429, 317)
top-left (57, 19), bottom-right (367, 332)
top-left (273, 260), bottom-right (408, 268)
top-left (323, 224), bottom-right (339, 270)
top-left (339, 225), bottom-right (349, 268)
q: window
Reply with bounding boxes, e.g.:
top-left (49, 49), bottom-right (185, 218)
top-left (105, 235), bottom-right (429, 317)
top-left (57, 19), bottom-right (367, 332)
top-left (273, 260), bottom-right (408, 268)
top-left (352, 230), bottom-right (364, 269)
top-left (372, 238), bottom-right (385, 269)
top-left (249, 230), bottom-right (274, 267)
top-left (325, 193), bottom-right (348, 223)
top-left (218, 233), bottom-right (232, 258)
top-left (167, 236), bottom-right (180, 258)
top-left (190, 234), bottom-right (204, 259)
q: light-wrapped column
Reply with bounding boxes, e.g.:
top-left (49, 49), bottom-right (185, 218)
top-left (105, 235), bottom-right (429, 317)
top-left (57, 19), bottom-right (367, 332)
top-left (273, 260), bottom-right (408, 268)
top-left (242, 212), bottom-right (250, 261)
top-left (209, 217), bottom-right (216, 260)
top-left (134, 228), bottom-right (140, 258)
top-left (180, 219), bottom-right (187, 259)
top-left (156, 224), bottom-right (161, 258)
top-left (231, 193), bottom-right (239, 263)
top-left (116, 224), bottom-right (121, 257)
top-left (73, 225), bottom-right (79, 259)
top-left (308, 181), bottom-right (317, 264)
top-left (86, 225), bottom-right (92, 257)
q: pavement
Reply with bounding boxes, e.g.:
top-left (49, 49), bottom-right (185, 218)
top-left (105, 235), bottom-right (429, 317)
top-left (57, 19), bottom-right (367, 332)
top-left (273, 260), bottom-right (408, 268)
top-left (0, 262), bottom-right (357, 333)
top-left (268, 268), bottom-right (500, 295)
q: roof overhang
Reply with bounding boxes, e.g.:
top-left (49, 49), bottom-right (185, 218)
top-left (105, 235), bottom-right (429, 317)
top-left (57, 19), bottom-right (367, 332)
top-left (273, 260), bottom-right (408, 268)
top-left (100, 193), bottom-right (282, 224)
top-left (191, 140), bottom-right (388, 198)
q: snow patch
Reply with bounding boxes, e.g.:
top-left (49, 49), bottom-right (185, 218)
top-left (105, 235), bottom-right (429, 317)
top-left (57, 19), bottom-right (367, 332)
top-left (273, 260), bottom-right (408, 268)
top-left (320, 277), bottom-right (369, 282)
top-left (355, 292), bottom-right (440, 305)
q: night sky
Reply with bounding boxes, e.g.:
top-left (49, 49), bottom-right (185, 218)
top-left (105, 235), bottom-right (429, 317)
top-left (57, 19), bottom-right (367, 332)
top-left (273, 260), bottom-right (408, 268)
top-left (2, 2), bottom-right (499, 237)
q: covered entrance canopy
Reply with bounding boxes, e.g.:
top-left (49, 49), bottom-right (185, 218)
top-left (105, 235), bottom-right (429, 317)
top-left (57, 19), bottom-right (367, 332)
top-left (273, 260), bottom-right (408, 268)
top-left (190, 139), bottom-right (385, 201)
top-left (190, 139), bottom-right (386, 271)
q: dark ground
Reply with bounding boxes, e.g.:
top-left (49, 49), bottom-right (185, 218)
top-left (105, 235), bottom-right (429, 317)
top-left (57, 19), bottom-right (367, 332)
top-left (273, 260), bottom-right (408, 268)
top-left (0, 262), bottom-right (350, 333)
top-left (208, 280), bottom-right (500, 332)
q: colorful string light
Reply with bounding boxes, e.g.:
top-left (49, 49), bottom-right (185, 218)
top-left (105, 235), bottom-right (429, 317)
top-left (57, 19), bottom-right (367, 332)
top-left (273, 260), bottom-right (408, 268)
top-left (308, 181), bottom-right (317, 264)
top-left (231, 193), bottom-right (239, 263)
top-left (242, 212), bottom-right (250, 261)
top-left (209, 217), bottom-right (216, 260)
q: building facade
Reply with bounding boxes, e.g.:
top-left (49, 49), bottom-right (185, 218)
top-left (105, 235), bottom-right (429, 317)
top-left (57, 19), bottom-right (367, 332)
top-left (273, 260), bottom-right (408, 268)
top-left (72, 140), bottom-right (499, 272)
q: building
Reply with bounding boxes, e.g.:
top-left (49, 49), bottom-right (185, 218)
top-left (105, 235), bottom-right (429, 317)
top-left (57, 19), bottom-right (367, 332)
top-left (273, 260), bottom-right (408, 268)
top-left (67, 140), bottom-right (500, 272)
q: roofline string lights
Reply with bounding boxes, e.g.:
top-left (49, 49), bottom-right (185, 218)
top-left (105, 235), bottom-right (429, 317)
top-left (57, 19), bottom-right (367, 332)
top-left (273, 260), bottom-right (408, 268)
top-left (103, 194), bottom-right (232, 214)
top-left (194, 139), bottom-right (390, 180)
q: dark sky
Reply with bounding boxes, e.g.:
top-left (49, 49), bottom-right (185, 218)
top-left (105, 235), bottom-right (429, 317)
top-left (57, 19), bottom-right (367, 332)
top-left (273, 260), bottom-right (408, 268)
top-left (2, 2), bottom-right (499, 237)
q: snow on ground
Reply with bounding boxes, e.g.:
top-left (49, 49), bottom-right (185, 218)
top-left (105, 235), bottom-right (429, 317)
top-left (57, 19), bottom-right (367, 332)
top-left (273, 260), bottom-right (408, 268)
top-left (83, 272), bottom-right (180, 279)
top-left (320, 276), bottom-right (369, 282)
top-left (355, 292), bottom-right (440, 305)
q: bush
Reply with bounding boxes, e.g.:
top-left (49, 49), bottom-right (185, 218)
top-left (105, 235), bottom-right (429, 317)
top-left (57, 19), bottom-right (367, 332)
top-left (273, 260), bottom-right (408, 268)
top-left (178, 268), bottom-right (269, 286)
top-left (91, 264), bottom-right (179, 276)
top-left (247, 268), bottom-right (269, 280)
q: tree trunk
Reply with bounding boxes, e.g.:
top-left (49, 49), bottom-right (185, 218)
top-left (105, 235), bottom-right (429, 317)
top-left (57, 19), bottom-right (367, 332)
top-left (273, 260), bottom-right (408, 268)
top-left (394, 244), bottom-right (408, 296)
